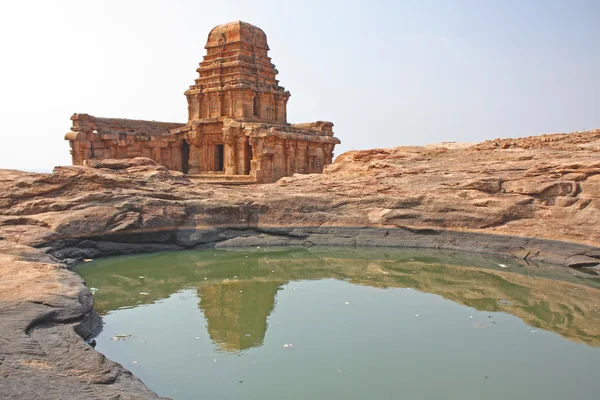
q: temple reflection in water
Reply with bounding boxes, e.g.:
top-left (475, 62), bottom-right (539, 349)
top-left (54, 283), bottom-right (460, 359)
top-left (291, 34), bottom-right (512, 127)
top-left (77, 247), bottom-right (600, 350)
top-left (197, 279), bottom-right (282, 352)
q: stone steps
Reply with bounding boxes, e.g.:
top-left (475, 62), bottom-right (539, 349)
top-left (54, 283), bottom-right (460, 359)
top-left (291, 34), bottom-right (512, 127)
top-left (187, 174), bottom-right (256, 185)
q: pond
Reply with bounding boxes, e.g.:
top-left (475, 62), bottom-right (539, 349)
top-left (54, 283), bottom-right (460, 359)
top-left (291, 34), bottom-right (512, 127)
top-left (75, 247), bottom-right (600, 400)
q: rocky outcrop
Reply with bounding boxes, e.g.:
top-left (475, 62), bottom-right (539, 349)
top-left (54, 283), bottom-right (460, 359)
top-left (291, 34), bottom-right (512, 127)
top-left (0, 241), bottom-right (167, 399)
top-left (1, 129), bottom-right (600, 398)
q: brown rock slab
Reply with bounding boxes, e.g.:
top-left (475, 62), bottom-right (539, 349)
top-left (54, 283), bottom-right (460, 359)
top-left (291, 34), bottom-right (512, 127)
top-left (1, 127), bottom-right (600, 398)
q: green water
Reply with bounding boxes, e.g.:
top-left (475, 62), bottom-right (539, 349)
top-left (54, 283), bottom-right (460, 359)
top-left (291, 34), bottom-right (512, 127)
top-left (76, 247), bottom-right (600, 400)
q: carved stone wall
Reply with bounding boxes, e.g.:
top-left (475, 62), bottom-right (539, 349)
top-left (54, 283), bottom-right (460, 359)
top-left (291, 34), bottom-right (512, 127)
top-left (66, 114), bottom-right (186, 171)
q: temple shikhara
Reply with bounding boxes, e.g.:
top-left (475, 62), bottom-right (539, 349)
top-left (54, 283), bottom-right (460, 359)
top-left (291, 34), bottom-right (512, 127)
top-left (65, 21), bottom-right (340, 183)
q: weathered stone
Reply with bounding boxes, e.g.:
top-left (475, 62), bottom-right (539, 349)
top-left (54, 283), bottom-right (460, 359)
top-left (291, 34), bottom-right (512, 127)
top-left (3, 127), bottom-right (600, 398)
top-left (83, 157), bottom-right (161, 170)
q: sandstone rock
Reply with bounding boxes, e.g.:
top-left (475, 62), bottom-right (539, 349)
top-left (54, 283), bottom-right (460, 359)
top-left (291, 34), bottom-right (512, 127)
top-left (1, 128), bottom-right (600, 398)
top-left (83, 157), bottom-right (161, 170)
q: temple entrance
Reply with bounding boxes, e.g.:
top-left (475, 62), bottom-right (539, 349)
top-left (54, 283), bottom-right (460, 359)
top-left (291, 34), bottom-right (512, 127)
top-left (245, 140), bottom-right (252, 174)
top-left (214, 144), bottom-right (224, 172)
top-left (181, 141), bottom-right (190, 174)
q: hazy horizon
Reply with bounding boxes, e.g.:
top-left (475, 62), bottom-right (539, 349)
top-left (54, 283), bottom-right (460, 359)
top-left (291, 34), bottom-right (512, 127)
top-left (1, 0), bottom-right (599, 172)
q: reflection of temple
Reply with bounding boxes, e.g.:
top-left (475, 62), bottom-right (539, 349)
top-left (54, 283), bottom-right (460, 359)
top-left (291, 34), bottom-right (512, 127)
top-left (197, 280), bottom-right (283, 352)
top-left (82, 247), bottom-right (600, 349)
top-left (65, 21), bottom-right (340, 183)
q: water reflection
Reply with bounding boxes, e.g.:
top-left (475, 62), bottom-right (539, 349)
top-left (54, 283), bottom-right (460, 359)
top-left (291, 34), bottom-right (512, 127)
top-left (198, 280), bottom-right (281, 352)
top-left (77, 247), bottom-right (600, 350)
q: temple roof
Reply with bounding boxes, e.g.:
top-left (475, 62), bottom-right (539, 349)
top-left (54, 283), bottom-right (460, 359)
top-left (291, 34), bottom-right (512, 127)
top-left (205, 20), bottom-right (269, 51)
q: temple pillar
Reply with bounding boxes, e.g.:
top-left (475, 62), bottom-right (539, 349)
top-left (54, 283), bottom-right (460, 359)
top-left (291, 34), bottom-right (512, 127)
top-left (170, 141), bottom-right (182, 172)
top-left (64, 131), bottom-right (89, 165)
top-left (74, 142), bottom-right (85, 165)
top-left (236, 136), bottom-right (247, 174)
top-left (188, 130), bottom-right (203, 174)
top-left (296, 142), bottom-right (308, 174)
top-left (152, 144), bottom-right (162, 165)
top-left (286, 141), bottom-right (296, 175)
top-left (310, 146), bottom-right (324, 173)
top-left (324, 144), bottom-right (334, 165)
top-left (272, 139), bottom-right (285, 180)
top-left (223, 127), bottom-right (237, 175)
top-left (248, 136), bottom-right (263, 180)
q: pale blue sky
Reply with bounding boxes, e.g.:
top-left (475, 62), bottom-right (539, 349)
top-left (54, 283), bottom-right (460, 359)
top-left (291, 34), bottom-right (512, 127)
top-left (1, 0), bottom-right (598, 172)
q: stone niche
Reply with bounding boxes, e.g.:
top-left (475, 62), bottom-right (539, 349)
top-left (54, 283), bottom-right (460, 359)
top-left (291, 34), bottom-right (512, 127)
top-left (65, 21), bottom-right (340, 183)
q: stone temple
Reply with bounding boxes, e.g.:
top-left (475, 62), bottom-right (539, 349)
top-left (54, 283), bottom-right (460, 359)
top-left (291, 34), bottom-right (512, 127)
top-left (65, 21), bottom-right (340, 183)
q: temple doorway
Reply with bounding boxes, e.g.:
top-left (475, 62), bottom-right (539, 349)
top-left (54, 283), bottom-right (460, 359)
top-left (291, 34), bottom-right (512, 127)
top-left (181, 141), bottom-right (190, 174)
top-left (245, 140), bottom-right (252, 174)
top-left (215, 144), bottom-right (224, 172)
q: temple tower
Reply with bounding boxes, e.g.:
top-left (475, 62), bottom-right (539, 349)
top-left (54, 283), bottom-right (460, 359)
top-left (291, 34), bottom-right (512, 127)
top-left (185, 21), bottom-right (290, 123)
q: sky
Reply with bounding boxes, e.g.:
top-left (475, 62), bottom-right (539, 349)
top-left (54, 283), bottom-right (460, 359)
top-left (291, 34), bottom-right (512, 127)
top-left (0, 0), bottom-right (598, 172)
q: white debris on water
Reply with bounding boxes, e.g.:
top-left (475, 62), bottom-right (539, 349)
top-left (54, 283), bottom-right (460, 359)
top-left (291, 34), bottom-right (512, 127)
top-left (139, 292), bottom-right (149, 295)
top-left (345, 301), bottom-right (350, 305)
top-left (111, 334), bottom-right (132, 341)
top-left (283, 343), bottom-right (293, 348)
top-left (498, 264), bottom-right (509, 268)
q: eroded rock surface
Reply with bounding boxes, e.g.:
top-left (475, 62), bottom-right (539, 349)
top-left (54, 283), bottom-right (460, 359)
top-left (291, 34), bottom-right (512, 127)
top-left (1, 129), bottom-right (600, 398)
